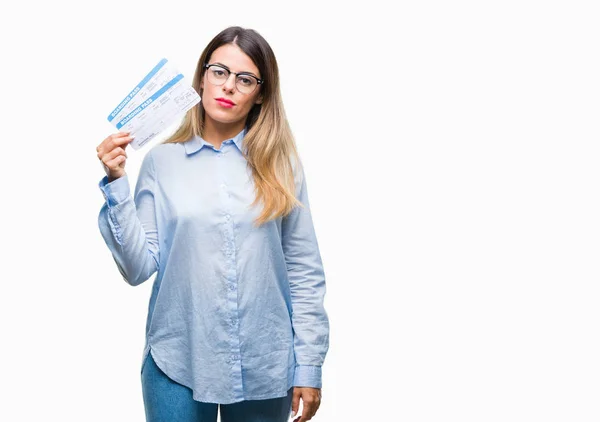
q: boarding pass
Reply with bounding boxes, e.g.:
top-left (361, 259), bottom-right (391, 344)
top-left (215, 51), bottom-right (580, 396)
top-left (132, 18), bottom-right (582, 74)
top-left (106, 58), bottom-right (201, 150)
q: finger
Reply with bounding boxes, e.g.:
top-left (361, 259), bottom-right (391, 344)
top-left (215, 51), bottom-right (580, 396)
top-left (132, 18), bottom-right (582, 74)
top-left (290, 389), bottom-right (301, 419)
top-left (298, 400), bottom-right (317, 422)
top-left (300, 393), bottom-right (321, 422)
top-left (101, 147), bottom-right (127, 164)
top-left (112, 131), bottom-right (131, 139)
top-left (101, 152), bottom-right (126, 172)
top-left (97, 135), bottom-right (133, 158)
top-left (102, 134), bottom-right (133, 153)
top-left (101, 131), bottom-right (130, 145)
top-left (111, 135), bottom-right (135, 149)
top-left (293, 405), bottom-right (304, 421)
top-left (104, 155), bottom-right (125, 170)
top-left (311, 399), bottom-right (321, 418)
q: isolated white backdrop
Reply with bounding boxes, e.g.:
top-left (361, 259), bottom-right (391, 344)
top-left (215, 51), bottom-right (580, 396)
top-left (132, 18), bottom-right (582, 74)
top-left (1, 0), bottom-right (599, 421)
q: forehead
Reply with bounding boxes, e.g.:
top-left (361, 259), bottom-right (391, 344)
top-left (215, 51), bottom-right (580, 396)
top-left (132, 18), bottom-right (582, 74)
top-left (208, 44), bottom-right (259, 75)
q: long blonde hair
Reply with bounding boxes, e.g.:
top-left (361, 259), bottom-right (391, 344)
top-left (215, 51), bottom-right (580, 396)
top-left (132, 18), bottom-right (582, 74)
top-left (162, 26), bottom-right (303, 226)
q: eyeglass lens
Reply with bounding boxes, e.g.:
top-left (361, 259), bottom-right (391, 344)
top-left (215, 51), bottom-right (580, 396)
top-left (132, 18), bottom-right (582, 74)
top-left (207, 65), bottom-right (258, 94)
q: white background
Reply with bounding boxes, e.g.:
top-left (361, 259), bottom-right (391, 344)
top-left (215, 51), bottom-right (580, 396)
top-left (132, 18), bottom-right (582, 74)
top-left (1, 0), bottom-right (598, 421)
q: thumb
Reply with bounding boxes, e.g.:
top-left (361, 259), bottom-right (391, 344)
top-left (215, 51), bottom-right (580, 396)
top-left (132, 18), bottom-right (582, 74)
top-left (291, 388), bottom-right (301, 418)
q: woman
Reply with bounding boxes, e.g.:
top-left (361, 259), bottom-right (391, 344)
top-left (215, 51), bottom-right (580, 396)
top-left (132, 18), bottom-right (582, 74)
top-left (95, 26), bottom-right (329, 422)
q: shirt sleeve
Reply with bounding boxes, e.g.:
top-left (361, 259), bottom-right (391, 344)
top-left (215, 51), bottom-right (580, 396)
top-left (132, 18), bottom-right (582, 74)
top-left (97, 150), bottom-right (159, 286)
top-left (282, 161), bottom-right (330, 389)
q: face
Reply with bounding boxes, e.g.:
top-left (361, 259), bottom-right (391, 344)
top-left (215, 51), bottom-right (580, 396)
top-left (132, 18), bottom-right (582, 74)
top-left (200, 43), bottom-right (263, 127)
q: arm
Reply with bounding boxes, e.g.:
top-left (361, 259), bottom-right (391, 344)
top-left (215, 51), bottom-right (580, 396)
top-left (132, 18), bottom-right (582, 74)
top-left (282, 161), bottom-right (330, 389)
top-left (97, 150), bottom-right (159, 286)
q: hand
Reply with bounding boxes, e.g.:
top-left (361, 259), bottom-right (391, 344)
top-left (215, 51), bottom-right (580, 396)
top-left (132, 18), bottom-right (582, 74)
top-left (96, 131), bottom-right (134, 181)
top-left (291, 387), bottom-right (321, 422)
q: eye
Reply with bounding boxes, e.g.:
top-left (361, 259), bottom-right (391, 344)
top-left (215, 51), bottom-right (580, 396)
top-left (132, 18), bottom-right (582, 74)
top-left (213, 69), bottom-right (226, 76)
top-left (238, 77), bottom-right (253, 85)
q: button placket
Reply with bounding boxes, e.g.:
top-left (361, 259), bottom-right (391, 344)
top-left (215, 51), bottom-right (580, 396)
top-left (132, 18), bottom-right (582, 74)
top-left (220, 175), bottom-right (238, 368)
top-left (216, 149), bottom-right (243, 377)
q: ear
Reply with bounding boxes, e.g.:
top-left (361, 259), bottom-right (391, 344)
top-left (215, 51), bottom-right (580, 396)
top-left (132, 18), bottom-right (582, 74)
top-left (255, 94), bottom-right (263, 105)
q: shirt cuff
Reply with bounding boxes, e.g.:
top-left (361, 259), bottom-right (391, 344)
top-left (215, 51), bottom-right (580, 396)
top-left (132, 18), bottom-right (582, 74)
top-left (293, 365), bottom-right (322, 388)
top-left (99, 175), bottom-right (130, 207)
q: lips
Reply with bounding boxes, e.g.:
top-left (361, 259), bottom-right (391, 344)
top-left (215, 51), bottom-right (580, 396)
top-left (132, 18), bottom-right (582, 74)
top-left (215, 98), bottom-right (235, 105)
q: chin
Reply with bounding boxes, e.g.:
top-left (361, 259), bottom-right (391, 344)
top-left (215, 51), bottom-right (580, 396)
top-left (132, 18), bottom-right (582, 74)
top-left (204, 108), bottom-right (229, 120)
top-left (209, 106), bottom-right (247, 122)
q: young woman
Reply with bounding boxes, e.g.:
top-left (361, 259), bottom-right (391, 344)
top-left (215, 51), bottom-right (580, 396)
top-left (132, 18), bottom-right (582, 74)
top-left (96, 26), bottom-right (329, 422)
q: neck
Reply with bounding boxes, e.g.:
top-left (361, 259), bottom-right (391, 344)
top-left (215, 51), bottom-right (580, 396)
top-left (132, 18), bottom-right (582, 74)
top-left (202, 115), bottom-right (245, 148)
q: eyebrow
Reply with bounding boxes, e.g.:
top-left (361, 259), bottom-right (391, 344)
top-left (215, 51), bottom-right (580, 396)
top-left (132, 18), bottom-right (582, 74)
top-left (213, 62), bottom-right (259, 78)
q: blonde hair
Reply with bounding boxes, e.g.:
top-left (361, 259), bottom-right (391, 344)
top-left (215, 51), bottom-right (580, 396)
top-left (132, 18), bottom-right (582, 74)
top-left (162, 26), bottom-right (303, 226)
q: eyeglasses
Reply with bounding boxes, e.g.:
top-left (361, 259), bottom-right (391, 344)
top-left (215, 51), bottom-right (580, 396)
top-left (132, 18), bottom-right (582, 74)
top-left (203, 63), bottom-right (264, 95)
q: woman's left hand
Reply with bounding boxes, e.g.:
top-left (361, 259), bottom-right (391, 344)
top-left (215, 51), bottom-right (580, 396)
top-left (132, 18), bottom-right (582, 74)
top-left (291, 387), bottom-right (322, 421)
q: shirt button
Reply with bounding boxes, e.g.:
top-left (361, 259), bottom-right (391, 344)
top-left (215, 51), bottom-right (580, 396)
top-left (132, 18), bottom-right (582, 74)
top-left (225, 214), bottom-right (230, 221)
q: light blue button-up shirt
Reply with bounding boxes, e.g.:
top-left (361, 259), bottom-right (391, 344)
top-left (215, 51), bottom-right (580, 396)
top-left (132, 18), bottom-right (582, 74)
top-left (97, 127), bottom-right (329, 404)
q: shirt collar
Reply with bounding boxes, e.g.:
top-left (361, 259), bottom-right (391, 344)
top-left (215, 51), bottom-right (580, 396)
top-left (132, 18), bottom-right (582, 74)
top-left (183, 127), bottom-right (247, 155)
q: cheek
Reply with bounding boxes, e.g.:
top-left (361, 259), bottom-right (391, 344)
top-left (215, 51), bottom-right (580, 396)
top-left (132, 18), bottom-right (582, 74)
top-left (239, 94), bottom-right (261, 111)
top-left (201, 86), bottom-right (218, 109)
top-left (238, 99), bottom-right (254, 112)
top-left (200, 82), bottom-right (210, 99)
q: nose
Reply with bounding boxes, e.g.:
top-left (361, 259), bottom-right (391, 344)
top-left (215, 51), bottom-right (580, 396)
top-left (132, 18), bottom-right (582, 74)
top-left (223, 72), bottom-right (237, 93)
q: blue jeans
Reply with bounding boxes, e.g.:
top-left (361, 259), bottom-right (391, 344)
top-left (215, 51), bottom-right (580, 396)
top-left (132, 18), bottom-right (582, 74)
top-left (141, 351), bottom-right (294, 422)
